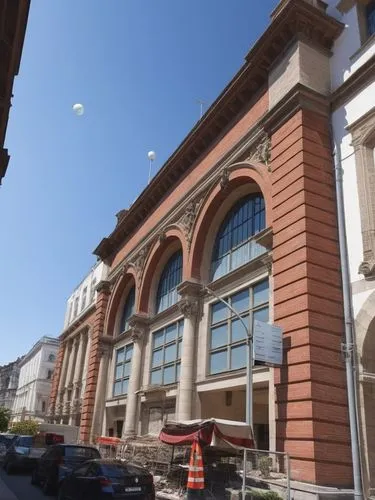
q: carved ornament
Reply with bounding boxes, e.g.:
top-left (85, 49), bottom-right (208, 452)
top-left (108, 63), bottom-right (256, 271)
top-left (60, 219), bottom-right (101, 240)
top-left (178, 297), bottom-right (199, 319)
top-left (359, 261), bottom-right (375, 280)
top-left (245, 134), bottom-right (271, 168)
top-left (129, 244), bottom-right (151, 288)
top-left (178, 194), bottom-right (206, 250)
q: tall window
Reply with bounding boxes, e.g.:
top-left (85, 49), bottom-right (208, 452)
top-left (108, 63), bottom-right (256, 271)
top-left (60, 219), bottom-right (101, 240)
top-left (90, 278), bottom-right (97, 303)
top-left (150, 320), bottom-right (183, 386)
top-left (113, 344), bottom-right (133, 397)
top-left (209, 279), bottom-right (269, 375)
top-left (156, 250), bottom-right (183, 313)
top-left (73, 297), bottom-right (79, 317)
top-left (367, 1), bottom-right (375, 37)
top-left (81, 287), bottom-right (87, 311)
top-left (120, 286), bottom-right (135, 334)
top-left (211, 194), bottom-right (266, 281)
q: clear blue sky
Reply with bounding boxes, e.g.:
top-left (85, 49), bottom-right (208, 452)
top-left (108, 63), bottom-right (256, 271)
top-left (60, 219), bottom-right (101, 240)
top-left (0, 0), bottom-right (278, 364)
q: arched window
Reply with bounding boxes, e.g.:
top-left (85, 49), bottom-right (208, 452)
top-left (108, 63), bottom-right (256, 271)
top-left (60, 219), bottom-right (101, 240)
top-left (211, 194), bottom-right (265, 280)
top-left (120, 286), bottom-right (135, 334)
top-left (156, 250), bottom-right (183, 313)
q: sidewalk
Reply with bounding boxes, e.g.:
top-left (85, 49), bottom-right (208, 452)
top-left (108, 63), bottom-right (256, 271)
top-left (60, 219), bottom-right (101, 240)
top-left (0, 475), bottom-right (17, 500)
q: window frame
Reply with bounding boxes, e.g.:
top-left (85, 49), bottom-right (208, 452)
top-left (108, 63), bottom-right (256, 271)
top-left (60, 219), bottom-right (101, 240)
top-left (211, 194), bottom-right (266, 281)
top-left (156, 250), bottom-right (183, 314)
top-left (208, 279), bottom-right (269, 376)
top-left (113, 343), bottom-right (133, 397)
top-left (119, 286), bottom-right (136, 334)
top-left (150, 320), bottom-right (183, 387)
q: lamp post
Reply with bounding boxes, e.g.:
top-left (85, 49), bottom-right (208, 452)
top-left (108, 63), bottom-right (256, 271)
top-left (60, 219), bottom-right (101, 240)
top-left (203, 285), bottom-right (253, 499)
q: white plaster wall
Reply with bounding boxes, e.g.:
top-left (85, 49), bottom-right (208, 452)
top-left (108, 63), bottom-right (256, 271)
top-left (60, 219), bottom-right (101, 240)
top-left (63, 261), bottom-right (108, 329)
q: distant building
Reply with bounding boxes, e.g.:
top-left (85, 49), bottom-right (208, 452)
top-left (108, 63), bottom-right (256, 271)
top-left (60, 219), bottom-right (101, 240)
top-left (0, 358), bottom-right (22, 411)
top-left (47, 261), bottom-right (107, 426)
top-left (12, 337), bottom-right (59, 422)
top-left (0, 0), bottom-right (30, 185)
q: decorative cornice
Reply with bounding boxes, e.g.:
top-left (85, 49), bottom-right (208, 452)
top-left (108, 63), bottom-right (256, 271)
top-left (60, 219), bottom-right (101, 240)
top-left (331, 54), bottom-right (375, 111)
top-left (93, 0), bottom-right (343, 261)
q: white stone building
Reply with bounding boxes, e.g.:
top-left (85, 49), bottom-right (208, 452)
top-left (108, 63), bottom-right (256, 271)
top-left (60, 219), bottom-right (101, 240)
top-left (328, 0), bottom-right (375, 495)
top-left (12, 336), bottom-right (59, 422)
top-left (49, 261), bottom-right (108, 426)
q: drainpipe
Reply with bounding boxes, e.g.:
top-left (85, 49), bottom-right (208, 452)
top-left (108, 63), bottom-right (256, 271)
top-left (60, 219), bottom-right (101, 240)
top-left (332, 132), bottom-right (363, 500)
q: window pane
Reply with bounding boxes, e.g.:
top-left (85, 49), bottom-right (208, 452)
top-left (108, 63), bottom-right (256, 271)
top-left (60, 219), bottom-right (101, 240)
top-left (153, 331), bottom-right (164, 349)
top-left (211, 324), bottom-right (228, 349)
top-left (152, 349), bottom-right (163, 368)
top-left (164, 344), bottom-right (177, 364)
top-left (178, 320), bottom-right (184, 337)
top-left (150, 369), bottom-right (162, 385)
top-left (253, 280), bottom-right (269, 306)
top-left (232, 316), bottom-right (248, 343)
top-left (122, 379), bottom-right (129, 395)
top-left (113, 381), bottom-right (122, 396)
top-left (165, 323), bottom-right (177, 344)
top-left (177, 339), bottom-right (183, 359)
top-left (212, 302), bottom-right (228, 324)
top-left (115, 365), bottom-right (123, 380)
top-left (116, 349), bottom-right (125, 364)
top-left (176, 362), bottom-right (181, 381)
top-left (231, 290), bottom-right (249, 315)
top-left (231, 344), bottom-right (247, 370)
top-left (125, 345), bottom-right (133, 361)
top-left (163, 365), bottom-right (175, 385)
top-left (253, 307), bottom-right (269, 325)
top-left (210, 351), bottom-right (227, 374)
top-left (156, 251), bottom-right (182, 313)
top-left (124, 362), bottom-right (131, 377)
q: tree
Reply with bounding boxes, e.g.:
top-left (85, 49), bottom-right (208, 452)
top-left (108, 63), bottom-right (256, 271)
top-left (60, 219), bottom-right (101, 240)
top-left (10, 419), bottom-right (39, 436)
top-left (0, 407), bottom-right (11, 432)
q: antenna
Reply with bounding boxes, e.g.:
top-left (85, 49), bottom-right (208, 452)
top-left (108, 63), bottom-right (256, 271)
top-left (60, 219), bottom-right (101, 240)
top-left (196, 99), bottom-right (206, 119)
top-left (147, 151), bottom-right (156, 184)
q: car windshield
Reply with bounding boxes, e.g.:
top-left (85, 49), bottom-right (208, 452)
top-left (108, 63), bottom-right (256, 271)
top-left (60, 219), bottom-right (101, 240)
top-left (65, 447), bottom-right (99, 458)
top-left (101, 464), bottom-right (145, 478)
top-left (18, 436), bottom-right (33, 447)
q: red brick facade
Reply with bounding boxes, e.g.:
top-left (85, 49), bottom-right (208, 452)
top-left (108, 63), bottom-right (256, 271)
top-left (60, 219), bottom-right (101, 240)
top-left (53, 0), bottom-right (354, 488)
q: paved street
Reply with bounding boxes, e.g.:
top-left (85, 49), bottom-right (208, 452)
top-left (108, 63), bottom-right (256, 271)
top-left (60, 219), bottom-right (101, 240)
top-left (0, 468), bottom-right (56, 500)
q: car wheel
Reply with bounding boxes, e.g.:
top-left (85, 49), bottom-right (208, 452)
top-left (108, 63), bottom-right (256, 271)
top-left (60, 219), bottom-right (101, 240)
top-left (31, 468), bottom-right (40, 486)
top-left (42, 478), bottom-right (54, 496)
top-left (5, 462), bottom-right (14, 475)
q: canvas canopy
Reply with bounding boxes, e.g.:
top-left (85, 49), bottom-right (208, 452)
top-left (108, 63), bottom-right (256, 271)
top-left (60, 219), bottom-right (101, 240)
top-left (159, 418), bottom-right (254, 449)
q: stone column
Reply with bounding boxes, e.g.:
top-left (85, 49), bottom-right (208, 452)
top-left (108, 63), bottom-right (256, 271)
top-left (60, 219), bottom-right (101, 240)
top-left (123, 314), bottom-right (149, 437)
top-left (58, 341), bottom-right (70, 394)
top-left (90, 343), bottom-right (111, 442)
top-left (176, 281), bottom-right (201, 421)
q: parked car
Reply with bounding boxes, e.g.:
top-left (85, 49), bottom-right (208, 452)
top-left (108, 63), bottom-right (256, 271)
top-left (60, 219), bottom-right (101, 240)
top-left (3, 434), bottom-right (46, 473)
top-left (31, 443), bottom-right (101, 494)
top-left (0, 433), bottom-right (17, 461)
top-left (58, 459), bottom-right (155, 500)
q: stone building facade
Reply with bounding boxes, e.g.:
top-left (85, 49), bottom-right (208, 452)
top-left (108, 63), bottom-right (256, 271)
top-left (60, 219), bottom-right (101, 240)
top-left (12, 336), bottom-right (59, 422)
top-left (328, 0), bottom-right (375, 495)
top-left (50, 0), bottom-right (358, 490)
top-left (0, 359), bottom-right (22, 411)
top-left (48, 262), bottom-right (107, 427)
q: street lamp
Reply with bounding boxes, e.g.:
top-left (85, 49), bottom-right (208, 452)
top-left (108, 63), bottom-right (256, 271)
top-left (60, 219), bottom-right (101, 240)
top-left (203, 285), bottom-right (253, 499)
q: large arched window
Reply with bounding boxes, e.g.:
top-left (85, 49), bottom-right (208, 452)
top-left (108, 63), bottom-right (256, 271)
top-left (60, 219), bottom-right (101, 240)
top-left (156, 250), bottom-right (183, 313)
top-left (211, 194), bottom-right (265, 281)
top-left (120, 286), bottom-right (135, 334)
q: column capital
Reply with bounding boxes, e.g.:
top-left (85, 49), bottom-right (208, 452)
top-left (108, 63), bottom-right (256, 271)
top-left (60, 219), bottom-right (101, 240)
top-left (128, 313), bottom-right (149, 342)
top-left (178, 297), bottom-right (199, 319)
top-left (96, 280), bottom-right (111, 295)
top-left (177, 280), bottom-right (202, 298)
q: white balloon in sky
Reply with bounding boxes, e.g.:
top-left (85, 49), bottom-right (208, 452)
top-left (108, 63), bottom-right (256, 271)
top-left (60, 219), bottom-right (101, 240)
top-left (72, 103), bottom-right (84, 116)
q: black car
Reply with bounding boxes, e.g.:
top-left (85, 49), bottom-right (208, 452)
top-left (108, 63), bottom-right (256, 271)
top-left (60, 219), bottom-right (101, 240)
top-left (58, 459), bottom-right (155, 500)
top-left (3, 435), bottom-right (46, 473)
top-left (31, 443), bottom-right (101, 494)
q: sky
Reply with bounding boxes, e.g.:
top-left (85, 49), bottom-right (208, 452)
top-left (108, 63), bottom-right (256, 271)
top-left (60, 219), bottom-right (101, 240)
top-left (0, 0), bottom-right (278, 365)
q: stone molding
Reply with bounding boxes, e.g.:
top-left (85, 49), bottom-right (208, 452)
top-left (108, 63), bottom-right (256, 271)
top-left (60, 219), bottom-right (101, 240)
top-left (348, 107), bottom-right (375, 279)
